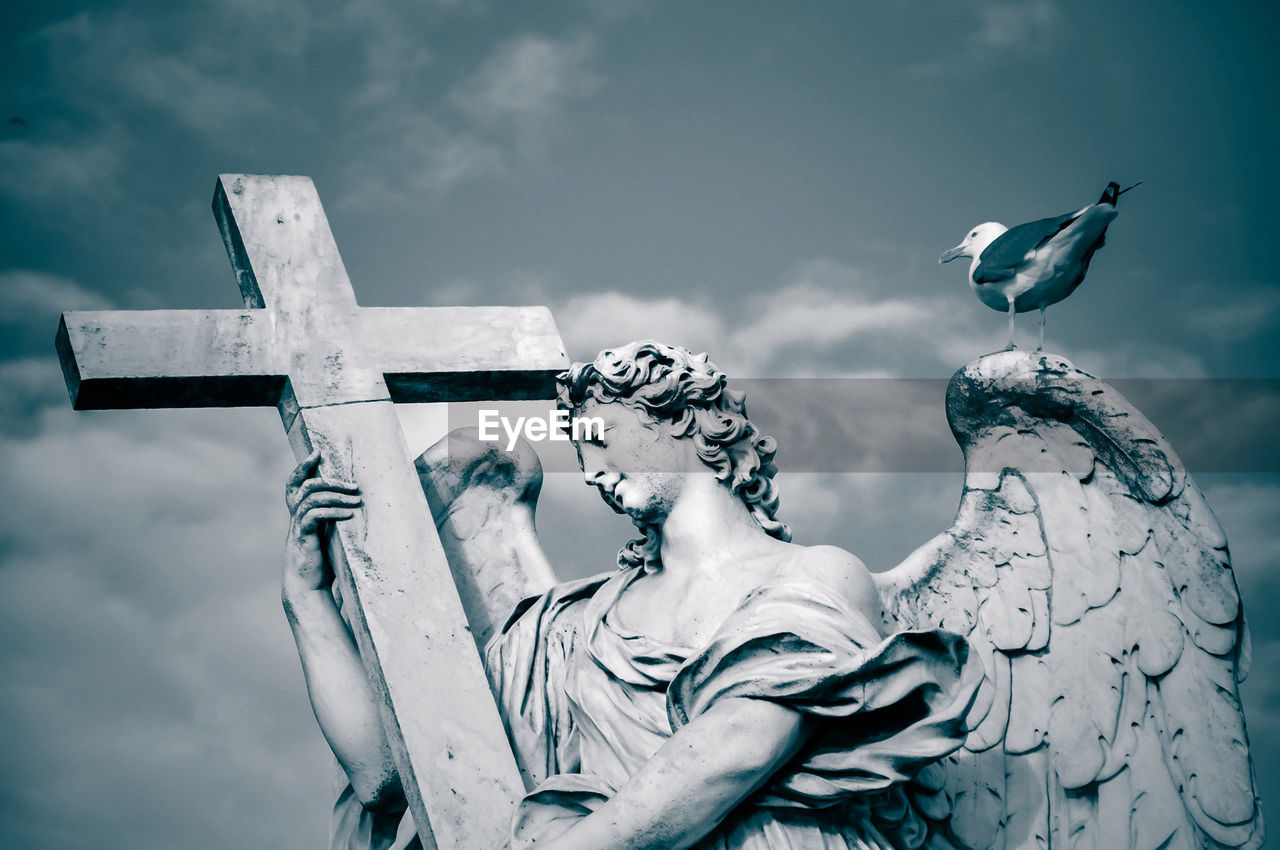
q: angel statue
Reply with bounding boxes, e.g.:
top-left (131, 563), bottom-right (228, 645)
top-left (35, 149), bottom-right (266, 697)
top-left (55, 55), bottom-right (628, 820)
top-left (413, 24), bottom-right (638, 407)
top-left (282, 340), bottom-right (1263, 849)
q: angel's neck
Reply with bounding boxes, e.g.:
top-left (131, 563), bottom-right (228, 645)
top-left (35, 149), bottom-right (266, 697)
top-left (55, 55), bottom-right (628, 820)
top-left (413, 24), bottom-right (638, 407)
top-left (656, 479), bottom-right (768, 580)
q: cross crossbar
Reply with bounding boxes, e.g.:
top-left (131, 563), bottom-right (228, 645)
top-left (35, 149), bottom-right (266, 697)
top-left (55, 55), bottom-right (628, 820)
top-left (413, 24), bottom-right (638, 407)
top-left (55, 174), bottom-right (568, 849)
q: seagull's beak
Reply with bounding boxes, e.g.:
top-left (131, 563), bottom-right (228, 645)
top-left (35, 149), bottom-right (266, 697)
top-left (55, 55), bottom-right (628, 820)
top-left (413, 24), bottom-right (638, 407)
top-left (939, 243), bottom-right (967, 264)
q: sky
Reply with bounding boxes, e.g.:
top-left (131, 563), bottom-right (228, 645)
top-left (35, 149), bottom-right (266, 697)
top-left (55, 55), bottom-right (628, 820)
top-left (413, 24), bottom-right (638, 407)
top-left (2, 0), bottom-right (1278, 847)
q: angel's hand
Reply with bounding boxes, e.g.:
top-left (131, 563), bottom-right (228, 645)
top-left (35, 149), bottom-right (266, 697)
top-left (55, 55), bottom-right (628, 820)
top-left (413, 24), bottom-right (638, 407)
top-left (284, 449), bottom-right (362, 595)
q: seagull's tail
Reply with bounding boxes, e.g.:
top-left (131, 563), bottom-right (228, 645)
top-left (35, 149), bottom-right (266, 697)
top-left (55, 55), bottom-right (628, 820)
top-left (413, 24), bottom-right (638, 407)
top-left (1099, 180), bottom-right (1142, 206)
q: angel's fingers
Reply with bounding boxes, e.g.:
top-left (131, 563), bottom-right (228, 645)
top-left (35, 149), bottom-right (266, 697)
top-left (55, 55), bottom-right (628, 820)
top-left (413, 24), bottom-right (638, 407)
top-left (286, 449), bottom-right (322, 492)
top-left (295, 490), bottom-right (363, 519)
top-left (288, 476), bottom-right (360, 510)
top-left (299, 506), bottom-right (357, 532)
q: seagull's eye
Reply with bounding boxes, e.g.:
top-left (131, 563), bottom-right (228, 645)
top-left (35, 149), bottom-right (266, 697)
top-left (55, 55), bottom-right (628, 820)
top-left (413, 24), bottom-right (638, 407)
top-left (970, 231), bottom-right (978, 238)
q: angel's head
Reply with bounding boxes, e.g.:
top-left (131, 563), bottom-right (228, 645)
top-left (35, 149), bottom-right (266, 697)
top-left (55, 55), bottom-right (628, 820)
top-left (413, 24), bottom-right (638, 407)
top-left (556, 340), bottom-right (790, 570)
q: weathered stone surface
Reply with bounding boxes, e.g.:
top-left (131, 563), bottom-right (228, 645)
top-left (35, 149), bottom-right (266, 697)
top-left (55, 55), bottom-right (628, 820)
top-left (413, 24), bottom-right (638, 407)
top-left (415, 428), bottom-right (556, 653)
top-left (878, 350), bottom-right (1262, 850)
top-left (55, 174), bottom-right (569, 850)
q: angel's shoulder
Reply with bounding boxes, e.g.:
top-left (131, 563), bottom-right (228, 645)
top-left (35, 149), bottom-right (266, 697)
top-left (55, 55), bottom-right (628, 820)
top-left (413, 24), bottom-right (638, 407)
top-left (775, 544), bottom-right (883, 630)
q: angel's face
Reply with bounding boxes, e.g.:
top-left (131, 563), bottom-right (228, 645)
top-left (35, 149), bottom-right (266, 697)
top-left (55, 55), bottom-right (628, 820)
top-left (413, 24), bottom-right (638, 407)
top-left (573, 399), bottom-right (706, 524)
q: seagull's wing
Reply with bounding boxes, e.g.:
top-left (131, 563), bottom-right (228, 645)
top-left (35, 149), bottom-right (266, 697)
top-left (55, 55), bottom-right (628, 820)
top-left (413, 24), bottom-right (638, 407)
top-left (875, 352), bottom-right (1263, 850)
top-left (973, 211), bottom-right (1081, 284)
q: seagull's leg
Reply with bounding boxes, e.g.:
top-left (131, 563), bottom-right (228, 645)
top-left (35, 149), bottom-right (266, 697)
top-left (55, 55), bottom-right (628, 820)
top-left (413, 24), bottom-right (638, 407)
top-left (1005, 298), bottom-right (1017, 350)
top-left (1037, 307), bottom-right (1046, 351)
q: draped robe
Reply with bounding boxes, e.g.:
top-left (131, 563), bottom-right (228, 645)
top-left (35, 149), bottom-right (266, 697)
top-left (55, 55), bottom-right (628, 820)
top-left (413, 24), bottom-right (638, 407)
top-left (331, 565), bottom-right (981, 849)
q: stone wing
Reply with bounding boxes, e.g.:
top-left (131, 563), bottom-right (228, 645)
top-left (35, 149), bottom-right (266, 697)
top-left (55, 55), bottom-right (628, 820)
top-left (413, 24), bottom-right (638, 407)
top-left (875, 351), bottom-right (1262, 849)
top-left (415, 428), bottom-right (558, 653)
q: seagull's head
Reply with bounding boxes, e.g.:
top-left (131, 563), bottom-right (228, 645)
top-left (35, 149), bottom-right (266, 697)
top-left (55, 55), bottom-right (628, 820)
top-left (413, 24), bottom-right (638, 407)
top-left (939, 222), bottom-right (1007, 264)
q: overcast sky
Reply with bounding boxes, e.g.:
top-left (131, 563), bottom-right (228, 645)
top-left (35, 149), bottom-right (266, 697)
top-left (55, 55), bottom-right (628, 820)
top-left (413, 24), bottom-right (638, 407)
top-left (2, 1), bottom-right (1278, 847)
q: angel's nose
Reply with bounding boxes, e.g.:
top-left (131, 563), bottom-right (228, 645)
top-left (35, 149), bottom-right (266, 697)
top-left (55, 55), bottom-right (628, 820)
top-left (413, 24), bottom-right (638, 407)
top-left (581, 460), bottom-right (616, 490)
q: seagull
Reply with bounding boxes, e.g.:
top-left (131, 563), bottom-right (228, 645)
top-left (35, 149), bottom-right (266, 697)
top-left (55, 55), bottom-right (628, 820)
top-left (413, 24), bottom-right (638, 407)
top-left (940, 181), bottom-right (1139, 350)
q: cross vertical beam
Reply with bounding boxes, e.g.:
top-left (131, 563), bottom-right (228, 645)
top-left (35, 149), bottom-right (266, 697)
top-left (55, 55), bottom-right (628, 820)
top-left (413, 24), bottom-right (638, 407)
top-left (56, 175), bottom-right (569, 849)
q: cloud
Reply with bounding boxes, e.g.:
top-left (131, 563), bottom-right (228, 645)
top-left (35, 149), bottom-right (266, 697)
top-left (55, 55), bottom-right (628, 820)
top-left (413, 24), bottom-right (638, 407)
top-left (4, 333), bottom-right (1274, 849)
top-left (334, 0), bottom-right (443, 107)
top-left (452, 33), bottom-right (601, 127)
top-left (1197, 476), bottom-right (1280, 814)
top-left (774, 472), bottom-right (964, 570)
top-left (15, 2), bottom-right (509, 214)
top-left (340, 114), bottom-right (506, 207)
top-left (734, 259), bottom-right (938, 369)
top-left (553, 257), bottom-right (993, 378)
top-left (0, 269), bottom-right (116, 318)
top-left (1066, 341), bottom-right (1210, 379)
top-left (908, 0), bottom-right (1062, 79)
top-left (39, 11), bottom-right (280, 134)
top-left (556, 291), bottom-right (727, 361)
top-left (448, 32), bottom-right (603, 160)
top-left (0, 398), bottom-right (333, 848)
top-left (15, 9), bottom-right (609, 213)
top-left (972, 0), bottom-right (1060, 49)
top-left (2, 4), bottom-right (307, 213)
top-left (0, 129), bottom-right (127, 206)
top-left (0, 358), bottom-right (79, 435)
top-left (342, 30), bottom-right (606, 207)
top-left (1185, 283), bottom-right (1280, 341)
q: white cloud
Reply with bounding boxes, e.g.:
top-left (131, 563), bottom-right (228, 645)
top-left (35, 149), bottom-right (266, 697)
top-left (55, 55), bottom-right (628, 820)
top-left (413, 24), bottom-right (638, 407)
top-left (1067, 341), bottom-right (1209, 379)
top-left (0, 402), bottom-right (332, 848)
top-left (1200, 478), bottom-right (1280, 585)
top-left (738, 283), bottom-right (934, 363)
top-left (418, 131), bottom-right (508, 190)
top-left (20, 10), bottom-right (607, 212)
top-left (341, 29), bottom-right (607, 207)
top-left (973, 0), bottom-right (1060, 49)
top-left (553, 258), bottom-right (992, 377)
top-left (0, 131), bottom-right (126, 205)
top-left (452, 33), bottom-right (601, 127)
top-left (0, 269), bottom-right (115, 318)
top-left (1197, 476), bottom-right (1280, 808)
top-left (775, 472), bottom-right (963, 570)
top-left (1185, 284), bottom-right (1280, 340)
top-left (40, 11), bottom-right (278, 134)
top-left (337, 0), bottom-right (437, 106)
top-left (340, 114), bottom-right (506, 207)
top-left (4, 335), bottom-right (1275, 849)
top-left (0, 358), bottom-right (75, 428)
top-left (908, 0), bottom-right (1062, 79)
top-left (556, 291), bottom-right (726, 362)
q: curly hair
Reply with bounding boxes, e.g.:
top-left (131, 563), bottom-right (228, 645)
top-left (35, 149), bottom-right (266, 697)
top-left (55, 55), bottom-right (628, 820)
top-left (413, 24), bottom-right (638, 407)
top-left (556, 340), bottom-right (790, 571)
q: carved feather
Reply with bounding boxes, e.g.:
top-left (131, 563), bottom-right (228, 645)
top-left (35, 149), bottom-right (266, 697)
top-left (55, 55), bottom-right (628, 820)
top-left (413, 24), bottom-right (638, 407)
top-left (877, 351), bottom-right (1263, 849)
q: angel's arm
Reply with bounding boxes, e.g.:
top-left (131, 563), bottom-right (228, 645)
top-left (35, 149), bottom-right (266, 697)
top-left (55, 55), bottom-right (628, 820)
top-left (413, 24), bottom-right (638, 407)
top-left (544, 697), bottom-right (815, 850)
top-left (543, 546), bottom-right (877, 850)
top-left (281, 451), bottom-right (403, 811)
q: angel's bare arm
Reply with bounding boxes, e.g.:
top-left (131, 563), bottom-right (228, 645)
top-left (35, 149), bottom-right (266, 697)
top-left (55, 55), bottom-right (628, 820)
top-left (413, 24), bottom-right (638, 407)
top-left (281, 450), bottom-right (404, 810)
top-left (547, 697), bottom-right (815, 850)
top-left (542, 546), bottom-right (881, 849)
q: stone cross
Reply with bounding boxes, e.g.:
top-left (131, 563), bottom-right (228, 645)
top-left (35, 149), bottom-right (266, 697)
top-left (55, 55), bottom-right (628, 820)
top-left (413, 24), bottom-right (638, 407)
top-left (55, 174), bottom-right (567, 849)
